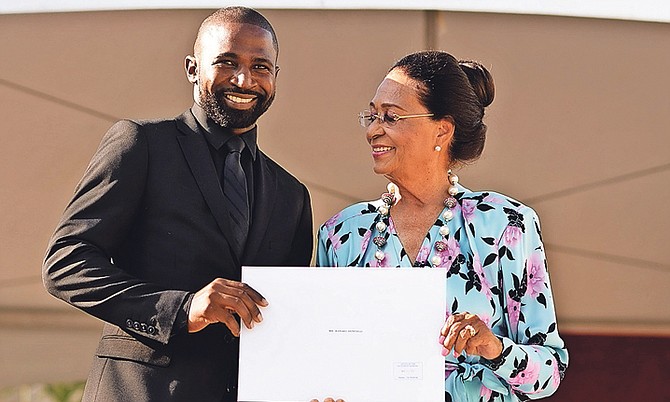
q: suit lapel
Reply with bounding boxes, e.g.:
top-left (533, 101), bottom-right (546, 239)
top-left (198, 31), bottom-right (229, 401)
top-left (243, 152), bottom-right (277, 262)
top-left (175, 111), bottom-right (240, 266)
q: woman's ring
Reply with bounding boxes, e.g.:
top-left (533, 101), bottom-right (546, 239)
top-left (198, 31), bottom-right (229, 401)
top-left (464, 324), bottom-right (477, 336)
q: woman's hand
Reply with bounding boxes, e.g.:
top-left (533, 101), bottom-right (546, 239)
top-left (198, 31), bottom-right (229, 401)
top-left (439, 312), bottom-right (502, 360)
top-left (310, 398), bottom-right (345, 402)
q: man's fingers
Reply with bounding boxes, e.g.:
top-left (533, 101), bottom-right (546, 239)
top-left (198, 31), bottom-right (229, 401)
top-left (221, 279), bottom-right (268, 306)
top-left (188, 278), bottom-right (268, 334)
top-left (218, 281), bottom-right (266, 323)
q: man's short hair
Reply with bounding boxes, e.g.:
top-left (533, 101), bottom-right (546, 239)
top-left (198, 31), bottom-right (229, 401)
top-left (195, 6), bottom-right (279, 55)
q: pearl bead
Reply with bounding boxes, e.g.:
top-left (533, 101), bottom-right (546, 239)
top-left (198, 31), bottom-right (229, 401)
top-left (448, 185), bottom-right (458, 196)
top-left (442, 210), bottom-right (453, 221)
top-left (378, 205), bottom-right (389, 215)
top-left (450, 174), bottom-right (459, 185)
top-left (430, 255), bottom-right (442, 265)
top-left (375, 250), bottom-right (385, 261)
top-left (439, 225), bottom-right (450, 236)
top-left (376, 221), bottom-right (387, 232)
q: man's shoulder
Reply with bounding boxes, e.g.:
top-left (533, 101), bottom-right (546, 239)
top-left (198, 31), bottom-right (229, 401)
top-left (104, 111), bottom-right (191, 140)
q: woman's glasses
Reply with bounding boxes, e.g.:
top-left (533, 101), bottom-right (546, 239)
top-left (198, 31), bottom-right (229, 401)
top-left (358, 110), bottom-right (434, 128)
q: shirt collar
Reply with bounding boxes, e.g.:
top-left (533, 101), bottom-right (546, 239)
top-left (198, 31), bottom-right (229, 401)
top-left (191, 102), bottom-right (258, 160)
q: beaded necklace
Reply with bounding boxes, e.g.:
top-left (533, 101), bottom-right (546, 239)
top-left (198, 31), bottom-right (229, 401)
top-left (372, 171), bottom-right (460, 267)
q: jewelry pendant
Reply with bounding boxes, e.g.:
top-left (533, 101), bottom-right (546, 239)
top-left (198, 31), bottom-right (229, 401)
top-left (444, 197), bottom-right (457, 209)
top-left (381, 192), bottom-right (395, 205)
top-left (373, 236), bottom-right (387, 247)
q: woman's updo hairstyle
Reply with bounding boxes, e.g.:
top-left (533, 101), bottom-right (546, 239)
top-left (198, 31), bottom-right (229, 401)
top-left (391, 51), bottom-right (495, 165)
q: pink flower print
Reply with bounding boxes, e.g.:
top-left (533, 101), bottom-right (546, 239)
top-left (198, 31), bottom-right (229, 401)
top-left (324, 212), bottom-right (341, 229)
top-left (509, 360), bottom-right (540, 387)
top-left (480, 385), bottom-right (493, 401)
top-left (435, 236), bottom-right (461, 268)
top-left (445, 365), bottom-right (456, 380)
top-left (484, 194), bottom-right (505, 205)
top-left (416, 245), bottom-right (430, 263)
top-left (526, 252), bottom-right (547, 297)
top-left (506, 294), bottom-right (521, 332)
top-left (502, 225), bottom-right (523, 248)
top-left (327, 230), bottom-right (342, 251)
top-left (477, 313), bottom-right (492, 327)
top-left (461, 199), bottom-right (477, 221)
top-left (551, 360), bottom-right (561, 388)
top-left (360, 230), bottom-right (372, 253)
top-left (387, 216), bottom-right (397, 233)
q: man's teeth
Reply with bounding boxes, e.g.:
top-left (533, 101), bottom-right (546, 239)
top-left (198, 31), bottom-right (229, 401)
top-left (225, 94), bottom-right (255, 103)
top-left (373, 146), bottom-right (394, 152)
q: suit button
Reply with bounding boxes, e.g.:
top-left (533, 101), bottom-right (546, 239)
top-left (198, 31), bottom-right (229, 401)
top-left (147, 326), bottom-right (156, 335)
top-left (140, 323), bottom-right (147, 332)
top-left (126, 319), bottom-right (133, 328)
top-left (133, 321), bottom-right (140, 330)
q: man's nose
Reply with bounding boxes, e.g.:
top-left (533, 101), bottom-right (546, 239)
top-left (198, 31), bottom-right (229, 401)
top-left (230, 67), bottom-right (253, 88)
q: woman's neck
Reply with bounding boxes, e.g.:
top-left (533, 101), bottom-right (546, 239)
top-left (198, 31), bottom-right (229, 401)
top-left (386, 171), bottom-right (451, 208)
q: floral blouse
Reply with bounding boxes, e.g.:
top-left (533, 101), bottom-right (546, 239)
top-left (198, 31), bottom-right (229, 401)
top-left (316, 184), bottom-right (568, 401)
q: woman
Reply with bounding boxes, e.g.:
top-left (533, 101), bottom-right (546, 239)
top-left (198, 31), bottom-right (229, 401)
top-left (316, 51), bottom-right (568, 401)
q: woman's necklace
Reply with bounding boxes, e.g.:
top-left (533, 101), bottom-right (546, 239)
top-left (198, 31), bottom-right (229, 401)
top-left (372, 170), bottom-right (460, 266)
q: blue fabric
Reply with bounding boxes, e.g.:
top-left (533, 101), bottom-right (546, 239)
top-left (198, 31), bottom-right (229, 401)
top-left (317, 184), bottom-right (569, 401)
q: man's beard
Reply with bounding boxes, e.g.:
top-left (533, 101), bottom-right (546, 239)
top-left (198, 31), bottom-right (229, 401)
top-left (200, 87), bottom-right (275, 129)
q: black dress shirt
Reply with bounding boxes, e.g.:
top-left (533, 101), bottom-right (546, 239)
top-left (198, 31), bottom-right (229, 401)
top-left (173, 103), bottom-right (261, 336)
top-left (191, 102), bottom-right (258, 222)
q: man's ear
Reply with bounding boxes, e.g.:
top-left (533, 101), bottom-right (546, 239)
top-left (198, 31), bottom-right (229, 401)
top-left (185, 55), bottom-right (198, 84)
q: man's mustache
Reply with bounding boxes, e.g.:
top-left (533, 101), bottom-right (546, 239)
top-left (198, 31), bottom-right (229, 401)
top-left (216, 88), bottom-right (265, 98)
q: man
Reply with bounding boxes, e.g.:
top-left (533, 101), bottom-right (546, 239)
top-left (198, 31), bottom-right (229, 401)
top-left (42, 7), bottom-right (313, 401)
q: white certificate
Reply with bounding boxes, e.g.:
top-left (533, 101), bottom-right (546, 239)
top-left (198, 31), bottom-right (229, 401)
top-left (238, 266), bottom-right (447, 402)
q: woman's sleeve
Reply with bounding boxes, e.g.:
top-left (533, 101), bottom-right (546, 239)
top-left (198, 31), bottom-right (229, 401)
top-left (315, 222), bottom-right (337, 267)
top-left (484, 206), bottom-right (569, 400)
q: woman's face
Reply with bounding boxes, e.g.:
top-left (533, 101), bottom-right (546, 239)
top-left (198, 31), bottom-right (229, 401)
top-left (366, 68), bottom-right (446, 183)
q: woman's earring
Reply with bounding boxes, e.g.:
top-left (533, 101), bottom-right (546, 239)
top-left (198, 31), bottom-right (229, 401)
top-left (434, 145), bottom-right (442, 152)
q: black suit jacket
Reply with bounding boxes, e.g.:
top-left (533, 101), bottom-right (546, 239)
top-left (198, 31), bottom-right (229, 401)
top-left (43, 110), bottom-right (313, 401)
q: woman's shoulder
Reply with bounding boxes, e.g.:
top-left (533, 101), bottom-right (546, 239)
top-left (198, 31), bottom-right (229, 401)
top-left (458, 186), bottom-right (540, 229)
top-left (460, 187), bottom-right (534, 211)
top-left (319, 199), bottom-right (384, 232)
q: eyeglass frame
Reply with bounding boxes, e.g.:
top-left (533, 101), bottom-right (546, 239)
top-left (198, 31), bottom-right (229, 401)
top-left (358, 109), bottom-right (435, 128)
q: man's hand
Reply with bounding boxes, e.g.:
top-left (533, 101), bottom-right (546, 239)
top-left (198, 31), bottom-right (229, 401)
top-left (188, 278), bottom-right (268, 336)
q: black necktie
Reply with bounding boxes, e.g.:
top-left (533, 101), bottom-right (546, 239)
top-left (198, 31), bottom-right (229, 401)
top-left (222, 136), bottom-right (249, 258)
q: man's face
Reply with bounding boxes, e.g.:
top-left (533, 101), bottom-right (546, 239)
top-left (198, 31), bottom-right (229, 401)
top-left (189, 22), bottom-right (278, 132)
